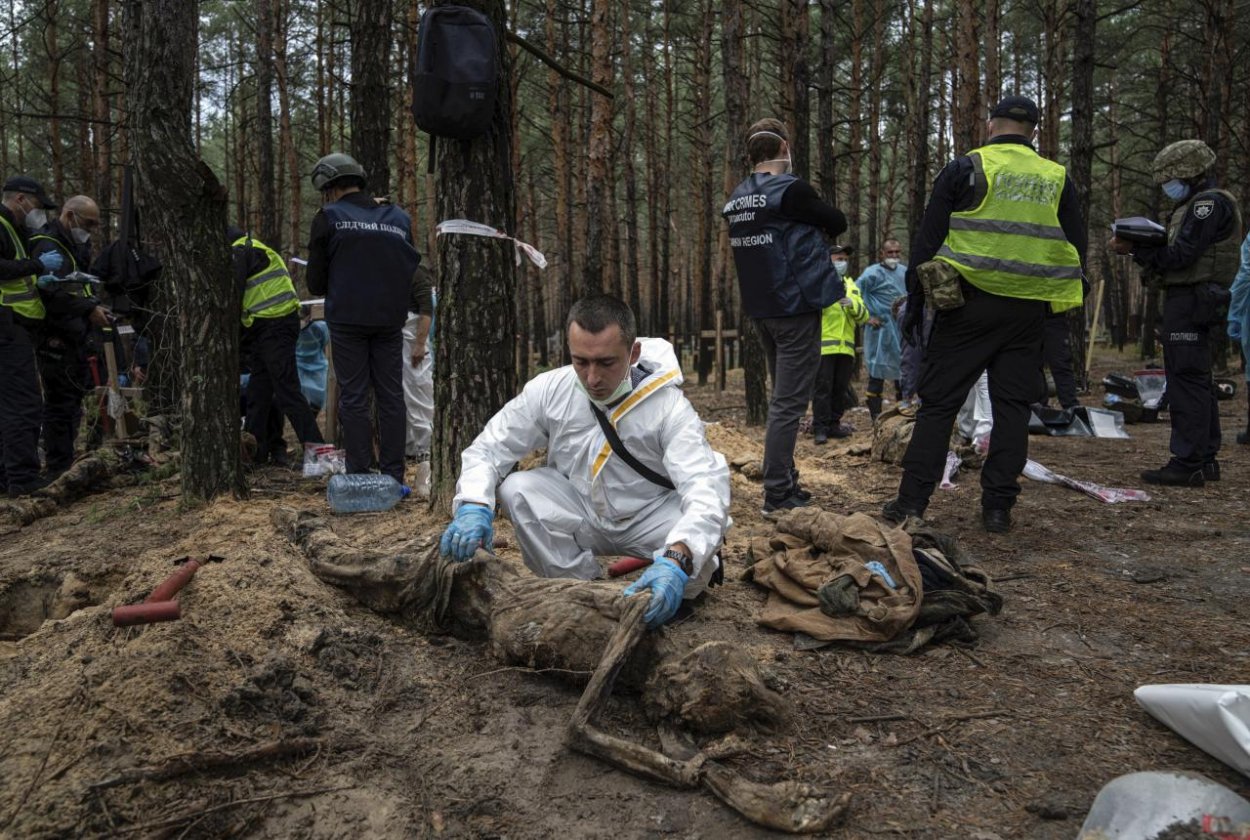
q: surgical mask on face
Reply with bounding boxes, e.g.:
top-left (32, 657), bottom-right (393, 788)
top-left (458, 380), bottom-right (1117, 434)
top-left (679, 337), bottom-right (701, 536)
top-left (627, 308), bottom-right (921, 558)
top-left (833, 259), bottom-right (848, 275)
top-left (24, 208), bottom-right (46, 231)
top-left (71, 227), bottom-right (91, 244)
top-left (882, 257), bottom-right (900, 270)
top-left (575, 371), bottom-right (634, 407)
top-left (1162, 179), bottom-right (1190, 202)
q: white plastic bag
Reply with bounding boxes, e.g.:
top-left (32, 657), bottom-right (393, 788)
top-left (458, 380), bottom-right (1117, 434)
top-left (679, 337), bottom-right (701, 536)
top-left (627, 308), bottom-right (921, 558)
top-left (1135, 684), bottom-right (1250, 778)
top-left (303, 443), bottom-right (346, 478)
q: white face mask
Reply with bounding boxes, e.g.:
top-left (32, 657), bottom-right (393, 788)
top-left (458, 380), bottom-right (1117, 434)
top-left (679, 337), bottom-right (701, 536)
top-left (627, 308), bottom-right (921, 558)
top-left (71, 227), bottom-right (91, 244)
top-left (882, 257), bottom-right (900, 270)
top-left (24, 207), bottom-right (46, 231)
top-left (833, 259), bottom-right (848, 275)
top-left (576, 371), bottom-right (633, 407)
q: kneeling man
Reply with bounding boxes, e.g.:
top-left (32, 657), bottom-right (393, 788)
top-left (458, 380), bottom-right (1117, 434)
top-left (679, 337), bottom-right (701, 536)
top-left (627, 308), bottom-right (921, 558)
top-left (440, 294), bottom-right (731, 628)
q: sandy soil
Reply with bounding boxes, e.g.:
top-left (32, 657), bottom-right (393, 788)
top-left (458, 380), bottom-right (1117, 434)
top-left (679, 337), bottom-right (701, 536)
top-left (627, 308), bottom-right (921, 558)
top-left (1, 348), bottom-right (1248, 839)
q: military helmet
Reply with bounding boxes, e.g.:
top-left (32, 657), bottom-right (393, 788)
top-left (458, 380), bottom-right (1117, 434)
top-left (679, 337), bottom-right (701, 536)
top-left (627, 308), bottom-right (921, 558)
top-left (311, 152), bottom-right (367, 191)
top-left (1151, 140), bottom-right (1216, 184)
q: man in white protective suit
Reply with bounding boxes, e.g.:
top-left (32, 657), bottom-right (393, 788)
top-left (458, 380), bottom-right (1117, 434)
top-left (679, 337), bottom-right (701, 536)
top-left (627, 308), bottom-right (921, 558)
top-left (402, 266), bottom-right (435, 497)
top-left (439, 294), bottom-right (731, 629)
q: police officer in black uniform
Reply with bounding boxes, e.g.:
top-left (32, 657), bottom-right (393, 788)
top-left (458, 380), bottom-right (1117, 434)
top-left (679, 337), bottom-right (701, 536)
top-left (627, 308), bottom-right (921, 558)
top-left (1109, 139), bottom-right (1241, 486)
top-left (0, 175), bottom-right (66, 497)
top-left (306, 153), bottom-right (422, 484)
top-left (722, 118), bottom-right (847, 515)
top-left (884, 96), bottom-right (1087, 533)
top-left (30, 195), bottom-right (111, 477)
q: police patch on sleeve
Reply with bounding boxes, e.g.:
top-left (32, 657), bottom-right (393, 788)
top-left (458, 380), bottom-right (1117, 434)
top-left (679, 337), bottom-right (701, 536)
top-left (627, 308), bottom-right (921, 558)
top-left (1193, 200), bottom-right (1215, 220)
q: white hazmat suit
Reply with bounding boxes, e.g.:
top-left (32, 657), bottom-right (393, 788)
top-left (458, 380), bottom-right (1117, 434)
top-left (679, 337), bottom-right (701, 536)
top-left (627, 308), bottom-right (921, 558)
top-left (454, 338), bottom-right (730, 597)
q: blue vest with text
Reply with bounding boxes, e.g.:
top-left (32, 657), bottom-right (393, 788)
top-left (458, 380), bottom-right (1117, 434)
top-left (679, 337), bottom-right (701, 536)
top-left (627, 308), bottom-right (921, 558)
top-left (722, 173), bottom-right (838, 319)
top-left (322, 200), bottom-right (421, 327)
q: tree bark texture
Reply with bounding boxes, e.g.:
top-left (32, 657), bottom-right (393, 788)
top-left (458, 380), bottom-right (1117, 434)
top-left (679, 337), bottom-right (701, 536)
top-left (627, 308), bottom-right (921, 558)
top-left (349, 0), bottom-right (392, 195)
top-left (432, 0), bottom-right (517, 510)
top-left (583, 0), bottom-right (613, 297)
top-left (255, 0), bottom-right (278, 245)
top-left (1068, 0), bottom-right (1097, 388)
top-left (123, 0), bottom-right (243, 502)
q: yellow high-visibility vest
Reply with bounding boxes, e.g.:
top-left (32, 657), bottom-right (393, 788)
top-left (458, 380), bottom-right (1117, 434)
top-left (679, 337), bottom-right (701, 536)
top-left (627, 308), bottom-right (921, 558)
top-left (0, 215), bottom-right (45, 319)
top-left (935, 143), bottom-right (1083, 313)
top-left (235, 235), bottom-right (299, 327)
top-left (820, 276), bottom-right (868, 356)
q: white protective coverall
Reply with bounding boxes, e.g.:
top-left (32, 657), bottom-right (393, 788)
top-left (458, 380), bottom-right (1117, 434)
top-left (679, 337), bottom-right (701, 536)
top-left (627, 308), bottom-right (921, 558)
top-left (402, 312), bottom-right (434, 458)
top-left (956, 371), bottom-right (993, 446)
top-left (454, 338), bottom-right (731, 598)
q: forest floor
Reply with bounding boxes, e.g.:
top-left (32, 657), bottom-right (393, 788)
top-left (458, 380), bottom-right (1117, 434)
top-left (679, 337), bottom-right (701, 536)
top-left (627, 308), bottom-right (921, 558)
top-left (1, 347), bottom-right (1248, 840)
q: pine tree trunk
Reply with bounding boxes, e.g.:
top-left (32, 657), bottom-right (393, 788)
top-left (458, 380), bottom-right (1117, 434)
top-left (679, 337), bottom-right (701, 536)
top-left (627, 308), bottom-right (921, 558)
top-left (349, 0), bottom-right (392, 195)
top-left (953, 0), bottom-right (981, 154)
top-left (847, 0), bottom-right (864, 255)
top-left (583, 0), bottom-right (612, 296)
top-left (620, 0), bottom-right (641, 317)
top-left (431, 0), bottom-right (516, 509)
top-left (544, 0), bottom-right (573, 341)
top-left (1068, 0), bottom-right (1096, 389)
top-left (123, 0), bottom-right (243, 503)
top-left (255, 0), bottom-right (277, 243)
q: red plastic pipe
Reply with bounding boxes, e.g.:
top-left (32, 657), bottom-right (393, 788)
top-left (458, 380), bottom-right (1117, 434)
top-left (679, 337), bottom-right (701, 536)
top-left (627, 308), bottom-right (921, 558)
top-left (112, 601), bottom-right (181, 627)
top-left (607, 556), bottom-right (652, 578)
top-left (145, 559), bottom-right (202, 603)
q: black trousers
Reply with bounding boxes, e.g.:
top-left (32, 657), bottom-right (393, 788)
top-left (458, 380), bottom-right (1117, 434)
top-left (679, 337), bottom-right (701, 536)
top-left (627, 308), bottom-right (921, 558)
top-left (812, 353), bottom-right (854, 434)
top-left (0, 313), bottom-right (44, 490)
top-left (755, 312), bottom-right (821, 499)
top-left (37, 334), bottom-right (88, 474)
top-left (329, 322), bottom-right (405, 483)
top-left (1162, 286), bottom-right (1220, 469)
top-left (244, 312), bottom-right (324, 463)
top-left (1043, 315), bottom-right (1079, 409)
top-left (898, 289), bottom-right (1046, 513)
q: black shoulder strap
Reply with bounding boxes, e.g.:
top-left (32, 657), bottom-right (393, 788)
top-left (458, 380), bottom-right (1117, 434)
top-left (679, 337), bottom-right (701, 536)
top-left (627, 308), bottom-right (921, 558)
top-left (588, 401), bottom-right (675, 490)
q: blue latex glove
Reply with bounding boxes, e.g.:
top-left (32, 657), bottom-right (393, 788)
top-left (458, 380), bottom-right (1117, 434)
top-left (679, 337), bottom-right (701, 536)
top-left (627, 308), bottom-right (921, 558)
top-left (37, 251), bottom-right (64, 273)
top-left (439, 503), bottom-right (495, 562)
top-left (623, 553), bottom-right (690, 628)
top-left (1229, 320), bottom-right (1243, 341)
top-left (36, 274), bottom-right (60, 290)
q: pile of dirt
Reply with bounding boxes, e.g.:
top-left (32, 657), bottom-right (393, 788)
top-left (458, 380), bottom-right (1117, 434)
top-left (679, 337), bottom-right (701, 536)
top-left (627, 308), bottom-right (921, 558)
top-left (1, 349), bottom-right (1249, 838)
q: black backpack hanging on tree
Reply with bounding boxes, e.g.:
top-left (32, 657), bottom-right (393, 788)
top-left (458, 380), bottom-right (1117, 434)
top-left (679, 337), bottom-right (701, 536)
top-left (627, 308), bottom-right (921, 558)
top-left (411, 5), bottom-right (499, 171)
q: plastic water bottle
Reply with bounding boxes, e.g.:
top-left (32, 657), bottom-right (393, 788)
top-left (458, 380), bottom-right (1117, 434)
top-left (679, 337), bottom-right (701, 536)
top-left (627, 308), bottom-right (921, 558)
top-left (326, 473), bottom-right (411, 513)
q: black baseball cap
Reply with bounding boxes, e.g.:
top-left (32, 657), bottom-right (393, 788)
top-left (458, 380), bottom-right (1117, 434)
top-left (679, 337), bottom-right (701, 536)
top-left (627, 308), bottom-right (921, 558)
top-left (989, 95), bottom-right (1039, 125)
top-left (2, 175), bottom-right (56, 209)
top-left (829, 243), bottom-right (854, 256)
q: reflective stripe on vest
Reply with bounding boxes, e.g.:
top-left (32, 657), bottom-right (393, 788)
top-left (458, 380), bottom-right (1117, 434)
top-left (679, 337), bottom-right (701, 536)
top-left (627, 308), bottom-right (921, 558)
top-left (819, 275), bottom-right (863, 356)
top-left (935, 143), bottom-right (1083, 313)
top-left (0, 215), bottom-right (45, 319)
top-left (234, 235), bottom-right (299, 326)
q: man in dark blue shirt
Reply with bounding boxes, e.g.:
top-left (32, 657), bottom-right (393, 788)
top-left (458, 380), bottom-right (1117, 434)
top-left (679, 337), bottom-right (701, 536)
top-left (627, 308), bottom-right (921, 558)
top-left (306, 153), bottom-right (422, 484)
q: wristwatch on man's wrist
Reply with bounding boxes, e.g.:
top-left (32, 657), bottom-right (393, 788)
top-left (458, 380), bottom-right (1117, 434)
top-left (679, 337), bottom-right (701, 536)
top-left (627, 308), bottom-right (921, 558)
top-left (662, 547), bottom-right (694, 576)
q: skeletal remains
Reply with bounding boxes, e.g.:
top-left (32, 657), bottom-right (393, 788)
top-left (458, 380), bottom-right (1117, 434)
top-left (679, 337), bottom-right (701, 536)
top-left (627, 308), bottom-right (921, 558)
top-left (272, 508), bottom-right (850, 833)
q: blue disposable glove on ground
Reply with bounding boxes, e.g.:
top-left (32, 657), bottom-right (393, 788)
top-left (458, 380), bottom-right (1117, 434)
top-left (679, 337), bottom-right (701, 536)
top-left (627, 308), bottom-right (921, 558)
top-left (623, 553), bottom-right (689, 628)
top-left (439, 503), bottom-right (495, 562)
top-left (37, 251), bottom-right (64, 273)
top-left (1229, 320), bottom-right (1243, 341)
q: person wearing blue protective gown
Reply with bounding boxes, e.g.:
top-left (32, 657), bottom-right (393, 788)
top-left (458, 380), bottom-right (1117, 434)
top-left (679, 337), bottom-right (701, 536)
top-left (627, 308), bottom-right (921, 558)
top-left (1229, 232), bottom-right (1250, 445)
top-left (855, 238), bottom-right (908, 419)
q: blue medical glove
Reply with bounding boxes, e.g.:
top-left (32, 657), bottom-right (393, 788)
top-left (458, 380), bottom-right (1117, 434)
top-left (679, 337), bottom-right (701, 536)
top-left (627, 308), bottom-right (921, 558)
top-left (1229, 320), bottom-right (1243, 341)
top-left (36, 274), bottom-right (60, 290)
top-left (623, 553), bottom-right (690, 629)
top-left (439, 503), bottom-right (495, 562)
top-left (38, 251), bottom-right (64, 273)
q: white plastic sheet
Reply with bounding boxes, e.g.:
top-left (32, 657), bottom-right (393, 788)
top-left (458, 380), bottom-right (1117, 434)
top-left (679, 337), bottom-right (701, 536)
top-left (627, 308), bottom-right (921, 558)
top-left (939, 451), bottom-right (961, 490)
top-left (1022, 458), bottom-right (1150, 504)
top-left (1135, 684), bottom-right (1250, 778)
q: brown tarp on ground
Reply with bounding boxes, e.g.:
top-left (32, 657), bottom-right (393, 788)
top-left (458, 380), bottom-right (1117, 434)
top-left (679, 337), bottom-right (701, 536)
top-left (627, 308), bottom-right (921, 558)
top-left (746, 508), bottom-right (923, 643)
